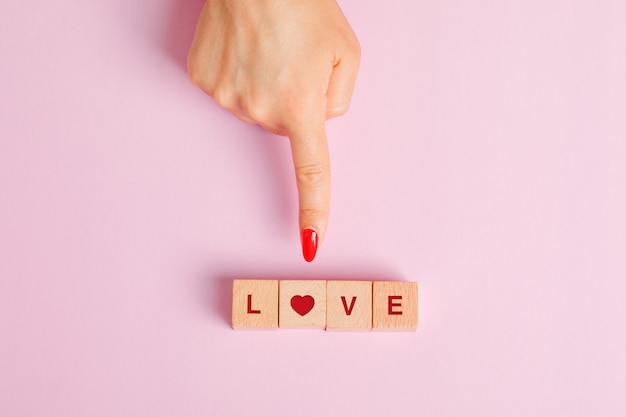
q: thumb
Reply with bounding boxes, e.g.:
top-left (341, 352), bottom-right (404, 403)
top-left (288, 115), bottom-right (331, 262)
top-left (325, 54), bottom-right (360, 119)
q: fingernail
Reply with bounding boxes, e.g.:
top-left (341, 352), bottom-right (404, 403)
top-left (302, 229), bottom-right (318, 262)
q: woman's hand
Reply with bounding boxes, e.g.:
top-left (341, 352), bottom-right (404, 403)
top-left (188, 0), bottom-right (360, 261)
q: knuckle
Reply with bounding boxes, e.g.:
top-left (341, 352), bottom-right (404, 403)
top-left (212, 86), bottom-right (236, 109)
top-left (299, 207), bottom-right (327, 220)
top-left (246, 101), bottom-right (270, 124)
top-left (233, 111), bottom-right (256, 125)
top-left (326, 105), bottom-right (349, 119)
top-left (187, 52), bottom-right (210, 88)
top-left (295, 164), bottom-right (329, 188)
top-left (187, 60), bottom-right (204, 87)
top-left (187, 58), bottom-right (217, 94)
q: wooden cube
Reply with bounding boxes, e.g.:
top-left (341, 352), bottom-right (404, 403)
top-left (232, 279), bottom-right (278, 329)
top-left (326, 281), bottom-right (372, 331)
top-left (372, 281), bottom-right (418, 331)
top-left (279, 280), bottom-right (326, 328)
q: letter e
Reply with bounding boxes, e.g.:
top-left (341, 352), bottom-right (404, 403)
top-left (388, 295), bottom-right (402, 315)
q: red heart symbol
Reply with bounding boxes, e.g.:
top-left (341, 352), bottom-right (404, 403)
top-left (290, 295), bottom-right (315, 316)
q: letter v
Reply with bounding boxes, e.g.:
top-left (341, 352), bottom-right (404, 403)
top-left (341, 296), bottom-right (357, 315)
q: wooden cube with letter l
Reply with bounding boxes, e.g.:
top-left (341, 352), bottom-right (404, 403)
top-left (372, 281), bottom-right (418, 331)
top-left (232, 279), bottom-right (279, 329)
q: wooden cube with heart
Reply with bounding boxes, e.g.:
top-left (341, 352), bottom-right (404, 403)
top-left (279, 280), bottom-right (327, 328)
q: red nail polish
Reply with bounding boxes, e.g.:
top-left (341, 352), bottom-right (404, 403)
top-left (302, 229), bottom-right (318, 262)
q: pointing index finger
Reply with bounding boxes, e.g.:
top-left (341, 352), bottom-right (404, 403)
top-left (288, 115), bottom-right (331, 262)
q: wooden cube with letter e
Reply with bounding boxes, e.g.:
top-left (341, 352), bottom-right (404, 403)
top-left (372, 281), bottom-right (418, 331)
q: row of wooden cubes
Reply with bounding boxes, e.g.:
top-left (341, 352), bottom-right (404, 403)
top-left (232, 280), bottom-right (418, 331)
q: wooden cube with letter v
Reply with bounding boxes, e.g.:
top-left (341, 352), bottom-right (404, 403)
top-left (326, 280), bottom-right (372, 331)
top-left (372, 281), bottom-right (418, 331)
top-left (232, 279), bottom-right (279, 329)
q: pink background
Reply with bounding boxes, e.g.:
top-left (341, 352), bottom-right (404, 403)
top-left (1, 0), bottom-right (625, 416)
